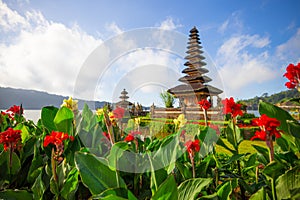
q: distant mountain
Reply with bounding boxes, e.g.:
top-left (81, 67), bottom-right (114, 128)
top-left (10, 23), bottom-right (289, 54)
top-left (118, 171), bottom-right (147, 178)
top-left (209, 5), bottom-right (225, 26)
top-left (240, 89), bottom-right (300, 110)
top-left (0, 87), bottom-right (108, 110)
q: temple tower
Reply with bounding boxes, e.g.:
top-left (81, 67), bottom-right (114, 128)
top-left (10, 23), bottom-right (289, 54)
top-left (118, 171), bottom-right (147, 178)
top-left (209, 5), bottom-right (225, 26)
top-left (168, 27), bottom-right (222, 111)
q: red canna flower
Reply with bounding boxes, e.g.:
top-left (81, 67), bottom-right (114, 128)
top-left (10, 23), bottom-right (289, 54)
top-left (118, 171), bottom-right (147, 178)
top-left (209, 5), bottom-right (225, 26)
top-left (0, 128), bottom-right (22, 151)
top-left (113, 107), bottom-right (125, 120)
top-left (124, 134), bottom-right (134, 142)
top-left (251, 114), bottom-right (281, 140)
top-left (184, 139), bottom-right (200, 154)
top-left (198, 99), bottom-right (211, 110)
top-left (44, 131), bottom-right (74, 161)
top-left (102, 131), bottom-right (110, 140)
top-left (43, 131), bottom-right (73, 147)
top-left (222, 97), bottom-right (243, 117)
top-left (251, 130), bottom-right (267, 141)
top-left (7, 105), bottom-right (23, 115)
top-left (283, 63), bottom-right (300, 90)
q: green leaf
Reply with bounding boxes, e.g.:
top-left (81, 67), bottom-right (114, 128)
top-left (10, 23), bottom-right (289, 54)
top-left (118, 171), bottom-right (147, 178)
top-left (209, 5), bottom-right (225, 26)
top-left (107, 142), bottom-right (129, 171)
top-left (276, 166), bottom-right (300, 200)
top-left (27, 145), bottom-right (44, 183)
top-left (93, 188), bottom-right (137, 200)
top-left (81, 103), bottom-right (98, 132)
top-left (249, 187), bottom-right (269, 200)
top-left (224, 153), bottom-right (246, 166)
top-left (252, 144), bottom-right (269, 164)
top-left (0, 190), bottom-right (33, 200)
top-left (263, 161), bottom-right (285, 180)
top-left (150, 168), bottom-right (168, 195)
top-left (199, 128), bottom-right (219, 158)
top-left (54, 106), bottom-right (74, 133)
top-left (287, 120), bottom-right (300, 138)
top-left (151, 175), bottom-right (178, 200)
top-left (31, 172), bottom-right (46, 200)
top-left (41, 106), bottom-right (59, 131)
top-left (0, 151), bottom-right (21, 179)
top-left (14, 124), bottom-right (30, 143)
top-left (217, 181), bottom-right (231, 200)
top-left (75, 151), bottom-right (126, 195)
top-left (259, 101), bottom-right (296, 134)
top-left (61, 168), bottom-right (79, 200)
top-left (177, 178), bottom-right (212, 200)
top-left (216, 138), bottom-right (236, 154)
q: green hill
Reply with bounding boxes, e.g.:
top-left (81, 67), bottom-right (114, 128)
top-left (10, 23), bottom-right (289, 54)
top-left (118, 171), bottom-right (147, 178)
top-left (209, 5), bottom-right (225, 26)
top-left (241, 90), bottom-right (300, 110)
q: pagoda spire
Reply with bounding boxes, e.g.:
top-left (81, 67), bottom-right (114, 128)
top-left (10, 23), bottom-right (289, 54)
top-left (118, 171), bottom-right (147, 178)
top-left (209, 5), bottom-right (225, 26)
top-left (168, 26), bottom-right (222, 109)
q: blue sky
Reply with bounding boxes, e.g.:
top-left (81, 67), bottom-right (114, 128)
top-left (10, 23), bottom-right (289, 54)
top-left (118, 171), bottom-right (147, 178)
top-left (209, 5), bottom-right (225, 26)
top-left (0, 0), bottom-right (300, 106)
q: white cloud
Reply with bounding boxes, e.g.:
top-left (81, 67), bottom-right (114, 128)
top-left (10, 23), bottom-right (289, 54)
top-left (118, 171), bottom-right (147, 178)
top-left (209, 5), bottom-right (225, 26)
top-left (218, 11), bottom-right (243, 34)
top-left (0, 0), bottom-right (29, 31)
top-left (276, 28), bottom-right (300, 62)
top-left (216, 34), bottom-right (275, 97)
top-left (157, 17), bottom-right (182, 30)
top-left (105, 22), bottom-right (123, 35)
top-left (0, 1), bottom-right (102, 97)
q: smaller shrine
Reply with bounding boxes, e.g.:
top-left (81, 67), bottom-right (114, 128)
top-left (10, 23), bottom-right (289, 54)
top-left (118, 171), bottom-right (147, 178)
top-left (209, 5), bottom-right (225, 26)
top-left (115, 89), bottom-right (133, 110)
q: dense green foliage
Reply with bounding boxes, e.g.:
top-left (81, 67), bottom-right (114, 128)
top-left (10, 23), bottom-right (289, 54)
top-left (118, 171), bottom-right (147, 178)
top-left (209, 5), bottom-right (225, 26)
top-left (242, 89), bottom-right (300, 110)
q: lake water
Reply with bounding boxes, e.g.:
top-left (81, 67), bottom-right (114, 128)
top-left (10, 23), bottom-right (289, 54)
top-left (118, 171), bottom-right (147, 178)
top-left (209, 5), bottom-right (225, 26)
top-left (24, 110), bottom-right (41, 123)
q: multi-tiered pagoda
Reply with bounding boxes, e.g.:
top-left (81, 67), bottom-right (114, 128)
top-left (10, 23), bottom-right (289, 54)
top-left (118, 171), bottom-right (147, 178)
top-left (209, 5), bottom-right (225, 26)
top-left (116, 89), bottom-right (133, 109)
top-left (168, 27), bottom-right (222, 110)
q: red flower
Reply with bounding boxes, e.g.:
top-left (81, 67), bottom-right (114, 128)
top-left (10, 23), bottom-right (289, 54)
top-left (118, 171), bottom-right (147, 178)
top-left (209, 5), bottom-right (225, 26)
top-left (198, 99), bottom-right (211, 110)
top-left (222, 97), bottom-right (243, 117)
top-left (251, 130), bottom-right (266, 141)
top-left (102, 131), bottom-right (110, 140)
top-left (251, 114), bottom-right (281, 141)
top-left (124, 134), bottom-right (134, 142)
top-left (283, 63), bottom-right (300, 89)
top-left (0, 128), bottom-right (22, 151)
top-left (209, 124), bottom-right (220, 135)
top-left (7, 105), bottom-right (23, 115)
top-left (43, 131), bottom-right (73, 147)
top-left (184, 139), bottom-right (200, 154)
top-left (113, 107), bottom-right (125, 119)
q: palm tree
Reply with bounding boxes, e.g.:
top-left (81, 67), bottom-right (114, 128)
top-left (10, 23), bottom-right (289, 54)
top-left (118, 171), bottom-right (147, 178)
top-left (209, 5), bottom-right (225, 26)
top-left (160, 91), bottom-right (175, 108)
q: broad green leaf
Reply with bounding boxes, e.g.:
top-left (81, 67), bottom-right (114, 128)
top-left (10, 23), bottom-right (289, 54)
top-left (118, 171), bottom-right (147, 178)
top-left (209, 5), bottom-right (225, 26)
top-left (178, 178), bottom-right (212, 200)
top-left (150, 167), bottom-right (168, 194)
top-left (107, 142), bottom-right (129, 171)
top-left (153, 134), bottom-right (181, 173)
top-left (54, 106), bottom-right (74, 133)
top-left (75, 151), bottom-right (126, 195)
top-left (14, 123), bottom-right (30, 143)
top-left (93, 188), bottom-right (137, 200)
top-left (0, 151), bottom-right (21, 179)
top-left (259, 101), bottom-right (296, 134)
top-left (263, 161), bottom-right (285, 180)
top-left (41, 106), bottom-right (58, 131)
top-left (216, 138), bottom-right (236, 154)
top-left (0, 190), bottom-right (33, 200)
top-left (61, 168), bottom-right (79, 200)
top-left (224, 153), bottom-right (246, 166)
top-left (151, 175), bottom-right (178, 200)
top-left (31, 172), bottom-right (45, 200)
top-left (252, 144), bottom-right (269, 164)
top-left (27, 145), bottom-right (44, 183)
top-left (199, 128), bottom-right (219, 158)
top-left (287, 120), bottom-right (300, 138)
top-left (217, 181), bottom-right (231, 200)
top-left (276, 166), bottom-right (300, 200)
top-left (176, 161), bottom-right (192, 180)
top-left (81, 103), bottom-right (98, 132)
top-left (249, 187), bottom-right (269, 200)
